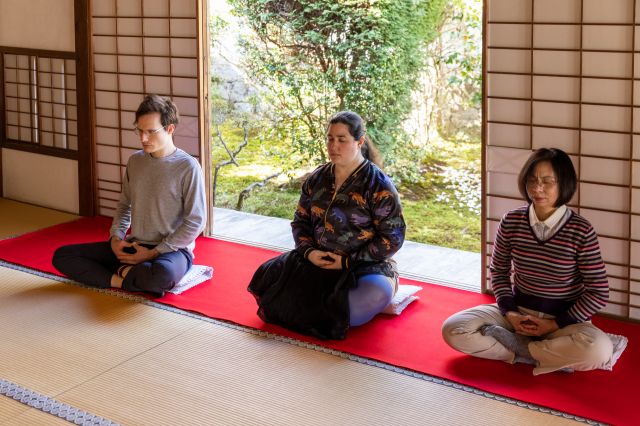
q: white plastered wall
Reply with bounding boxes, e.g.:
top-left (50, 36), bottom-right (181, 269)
top-left (1, 0), bottom-right (79, 213)
top-left (0, 0), bottom-right (75, 52)
top-left (2, 148), bottom-right (79, 213)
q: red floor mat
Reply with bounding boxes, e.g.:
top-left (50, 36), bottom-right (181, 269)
top-left (0, 216), bottom-right (637, 425)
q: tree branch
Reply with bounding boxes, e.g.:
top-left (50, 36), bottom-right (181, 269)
top-left (212, 121), bottom-right (250, 206)
top-left (236, 172), bottom-right (281, 210)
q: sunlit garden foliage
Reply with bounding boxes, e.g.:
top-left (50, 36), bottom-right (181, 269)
top-left (210, 0), bottom-right (482, 252)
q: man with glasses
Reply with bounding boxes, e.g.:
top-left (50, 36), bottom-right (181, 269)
top-left (53, 94), bottom-right (207, 297)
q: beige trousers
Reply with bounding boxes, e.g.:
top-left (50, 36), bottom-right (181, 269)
top-left (441, 303), bottom-right (613, 375)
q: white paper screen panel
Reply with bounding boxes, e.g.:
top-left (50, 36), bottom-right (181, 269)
top-left (533, 51), bottom-right (580, 75)
top-left (487, 49), bottom-right (531, 73)
top-left (487, 123), bottom-right (529, 148)
top-left (487, 74), bottom-right (530, 99)
top-left (532, 76), bottom-right (580, 103)
top-left (91, 0), bottom-right (201, 217)
top-left (533, 25), bottom-right (580, 50)
top-left (487, 172), bottom-right (520, 198)
top-left (531, 127), bottom-right (579, 153)
top-left (582, 78), bottom-right (631, 105)
top-left (485, 0), bottom-right (640, 320)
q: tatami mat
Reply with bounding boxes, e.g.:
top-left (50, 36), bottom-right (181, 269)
top-left (0, 395), bottom-right (29, 423)
top-left (1, 394), bottom-right (71, 425)
top-left (0, 198), bottom-right (77, 240)
top-left (0, 268), bottom-right (197, 396)
top-left (59, 321), bottom-right (579, 426)
top-left (0, 266), bottom-right (577, 425)
top-left (2, 404), bottom-right (71, 426)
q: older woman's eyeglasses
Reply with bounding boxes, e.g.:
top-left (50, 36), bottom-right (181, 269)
top-left (133, 126), bottom-right (166, 137)
top-left (526, 176), bottom-right (557, 189)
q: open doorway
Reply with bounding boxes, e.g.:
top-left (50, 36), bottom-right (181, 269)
top-left (208, 0), bottom-right (482, 289)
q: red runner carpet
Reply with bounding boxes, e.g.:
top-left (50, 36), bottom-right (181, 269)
top-left (0, 217), bottom-right (637, 425)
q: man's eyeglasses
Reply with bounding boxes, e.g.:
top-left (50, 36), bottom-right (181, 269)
top-left (526, 176), bottom-right (557, 189)
top-left (133, 125), bottom-right (166, 137)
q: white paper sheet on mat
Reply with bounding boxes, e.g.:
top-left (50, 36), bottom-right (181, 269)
top-left (383, 284), bottom-right (422, 315)
top-left (601, 333), bottom-right (628, 371)
top-left (168, 265), bottom-right (214, 295)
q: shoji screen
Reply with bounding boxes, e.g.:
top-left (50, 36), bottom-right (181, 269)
top-left (91, 0), bottom-right (204, 217)
top-left (3, 52), bottom-right (78, 150)
top-left (484, 0), bottom-right (640, 320)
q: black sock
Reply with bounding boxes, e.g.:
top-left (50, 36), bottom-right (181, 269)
top-left (514, 355), bottom-right (536, 365)
top-left (480, 324), bottom-right (533, 359)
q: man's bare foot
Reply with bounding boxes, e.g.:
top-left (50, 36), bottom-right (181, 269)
top-left (111, 265), bottom-right (132, 288)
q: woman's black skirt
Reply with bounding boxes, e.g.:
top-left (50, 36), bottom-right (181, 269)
top-left (247, 250), bottom-right (356, 340)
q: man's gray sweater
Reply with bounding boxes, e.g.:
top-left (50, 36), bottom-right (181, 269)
top-left (110, 148), bottom-right (207, 257)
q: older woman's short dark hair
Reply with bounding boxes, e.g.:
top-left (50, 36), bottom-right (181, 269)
top-left (517, 148), bottom-right (577, 207)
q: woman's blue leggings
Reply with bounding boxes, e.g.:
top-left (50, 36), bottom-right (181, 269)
top-left (348, 274), bottom-right (395, 327)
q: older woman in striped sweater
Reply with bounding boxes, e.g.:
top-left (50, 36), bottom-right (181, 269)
top-left (442, 148), bottom-right (613, 375)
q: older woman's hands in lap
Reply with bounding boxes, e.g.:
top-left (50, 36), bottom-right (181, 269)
top-left (505, 311), bottom-right (559, 337)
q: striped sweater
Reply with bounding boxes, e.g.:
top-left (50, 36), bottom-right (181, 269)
top-left (490, 206), bottom-right (609, 328)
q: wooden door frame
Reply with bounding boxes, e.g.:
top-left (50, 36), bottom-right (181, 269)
top-left (75, 0), bottom-right (96, 216)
